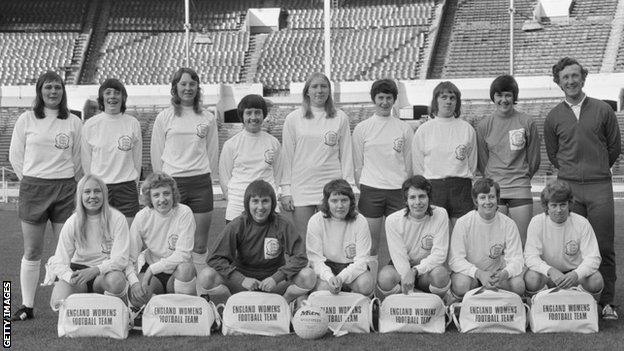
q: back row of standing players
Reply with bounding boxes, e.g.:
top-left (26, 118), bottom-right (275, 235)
top-left (9, 56), bottom-right (621, 322)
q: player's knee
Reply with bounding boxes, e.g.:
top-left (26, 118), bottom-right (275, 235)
top-left (509, 276), bottom-right (525, 295)
top-left (451, 273), bottom-right (473, 297)
top-left (23, 247), bottom-right (43, 261)
top-left (351, 272), bottom-right (374, 296)
top-left (430, 266), bottom-right (450, 287)
top-left (524, 270), bottom-right (546, 291)
top-left (174, 262), bottom-right (196, 282)
top-left (197, 266), bottom-right (221, 289)
top-left (295, 267), bottom-right (317, 290)
top-left (583, 271), bottom-right (604, 293)
top-left (377, 265), bottom-right (399, 291)
top-left (103, 271), bottom-right (126, 294)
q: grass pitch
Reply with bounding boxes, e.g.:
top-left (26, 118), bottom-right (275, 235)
top-left (1, 203), bottom-right (623, 350)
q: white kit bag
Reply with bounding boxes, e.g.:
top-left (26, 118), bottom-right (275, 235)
top-left (222, 291), bottom-right (291, 336)
top-left (379, 292), bottom-right (448, 333)
top-left (450, 287), bottom-right (527, 334)
top-left (529, 287), bottom-right (598, 333)
top-left (142, 294), bottom-right (221, 336)
top-left (57, 293), bottom-right (130, 339)
top-left (306, 291), bottom-right (378, 336)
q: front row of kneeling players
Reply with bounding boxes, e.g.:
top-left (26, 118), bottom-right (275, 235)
top-left (44, 172), bottom-right (603, 328)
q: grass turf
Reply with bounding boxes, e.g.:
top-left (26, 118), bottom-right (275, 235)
top-left (1, 203), bottom-right (624, 350)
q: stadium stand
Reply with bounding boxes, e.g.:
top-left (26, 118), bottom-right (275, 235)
top-left (0, 0), bottom-right (88, 31)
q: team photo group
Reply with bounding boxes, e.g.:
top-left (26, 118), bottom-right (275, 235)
top-left (7, 55), bottom-right (621, 337)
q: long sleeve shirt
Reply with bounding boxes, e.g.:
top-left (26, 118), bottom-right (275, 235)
top-left (524, 213), bottom-right (601, 280)
top-left (81, 112), bottom-right (142, 184)
top-left (385, 206), bottom-right (449, 278)
top-left (449, 211), bottom-right (524, 278)
top-left (126, 204), bottom-right (196, 285)
top-left (45, 209), bottom-right (129, 284)
top-left (544, 97), bottom-right (621, 182)
top-left (411, 117), bottom-right (477, 179)
top-left (9, 109), bottom-right (82, 179)
top-left (280, 107), bottom-right (355, 206)
top-left (476, 110), bottom-right (541, 198)
top-left (150, 106), bottom-right (219, 178)
top-left (352, 114), bottom-right (413, 189)
top-left (306, 212), bottom-right (371, 284)
top-left (219, 130), bottom-right (282, 221)
top-left (208, 213), bottom-right (308, 284)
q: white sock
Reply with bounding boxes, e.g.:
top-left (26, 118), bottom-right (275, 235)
top-left (378, 284), bottom-right (401, 297)
top-left (198, 284), bottom-right (231, 305)
top-left (104, 289), bottom-right (128, 305)
top-left (20, 257), bottom-right (40, 308)
top-left (578, 284), bottom-right (602, 302)
top-left (444, 289), bottom-right (462, 306)
top-left (174, 278), bottom-right (197, 295)
top-left (429, 281), bottom-right (451, 298)
top-left (368, 256), bottom-right (379, 286)
top-left (284, 284), bottom-right (310, 303)
top-left (526, 284), bottom-right (547, 297)
top-left (192, 252), bottom-right (208, 274)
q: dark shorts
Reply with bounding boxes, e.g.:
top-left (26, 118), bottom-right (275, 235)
top-left (70, 263), bottom-right (96, 293)
top-left (430, 177), bottom-right (473, 218)
top-left (18, 176), bottom-right (76, 224)
top-left (141, 263), bottom-right (172, 291)
top-left (174, 173), bottom-right (214, 213)
top-left (358, 184), bottom-right (404, 218)
top-left (498, 197), bottom-right (533, 208)
top-left (107, 180), bottom-right (140, 217)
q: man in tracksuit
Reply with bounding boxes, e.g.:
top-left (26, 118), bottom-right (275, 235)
top-left (544, 57), bottom-right (621, 320)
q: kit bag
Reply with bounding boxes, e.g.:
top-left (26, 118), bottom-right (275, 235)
top-left (58, 293), bottom-right (130, 339)
top-left (142, 294), bottom-right (221, 336)
top-left (529, 287), bottom-right (598, 333)
top-left (306, 291), bottom-right (378, 336)
top-left (450, 287), bottom-right (527, 334)
top-left (379, 292), bottom-right (448, 334)
top-left (221, 291), bottom-right (291, 336)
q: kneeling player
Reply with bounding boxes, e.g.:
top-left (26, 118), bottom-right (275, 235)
top-left (307, 179), bottom-right (374, 296)
top-left (46, 175), bottom-right (129, 310)
top-left (524, 181), bottom-right (603, 301)
top-left (448, 178), bottom-right (525, 301)
top-left (378, 175), bottom-right (450, 298)
top-left (197, 180), bottom-right (316, 304)
top-left (126, 172), bottom-right (197, 311)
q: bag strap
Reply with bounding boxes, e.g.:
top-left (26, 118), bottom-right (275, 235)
top-left (368, 297), bottom-right (379, 332)
top-left (449, 302), bottom-right (462, 332)
top-left (331, 295), bottom-right (370, 337)
top-left (208, 301), bottom-right (222, 332)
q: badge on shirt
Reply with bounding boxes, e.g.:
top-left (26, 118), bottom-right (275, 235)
top-left (393, 137), bottom-right (405, 153)
top-left (264, 149), bottom-right (275, 165)
top-left (564, 240), bottom-right (580, 256)
top-left (117, 135), bottom-right (133, 151)
top-left (196, 124), bottom-right (208, 138)
top-left (323, 131), bottom-right (338, 146)
top-left (508, 128), bottom-right (526, 150)
top-left (55, 132), bottom-right (71, 149)
top-left (264, 238), bottom-right (281, 259)
top-left (454, 144), bottom-right (468, 161)
top-left (167, 234), bottom-right (179, 251)
top-left (344, 243), bottom-right (356, 260)
top-left (488, 243), bottom-right (505, 259)
top-left (421, 235), bottom-right (434, 250)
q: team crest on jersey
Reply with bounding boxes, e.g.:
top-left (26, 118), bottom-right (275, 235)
top-left (196, 124), bottom-right (208, 138)
top-left (393, 137), bottom-right (405, 153)
top-left (323, 131), bottom-right (338, 146)
top-left (264, 149), bottom-right (275, 165)
top-left (454, 144), bottom-right (468, 161)
top-left (488, 243), bottom-right (505, 259)
top-left (167, 234), bottom-right (179, 251)
top-left (508, 128), bottom-right (526, 151)
top-left (344, 243), bottom-right (356, 259)
top-left (117, 135), bottom-right (133, 151)
top-left (264, 238), bottom-right (281, 259)
top-left (54, 133), bottom-right (70, 149)
top-left (421, 235), bottom-right (434, 250)
top-left (564, 240), bottom-right (580, 256)
top-left (101, 238), bottom-right (112, 256)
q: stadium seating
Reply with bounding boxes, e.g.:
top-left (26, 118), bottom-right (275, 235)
top-left (0, 0), bottom-right (88, 31)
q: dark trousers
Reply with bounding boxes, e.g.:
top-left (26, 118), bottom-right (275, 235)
top-left (565, 180), bottom-right (615, 305)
